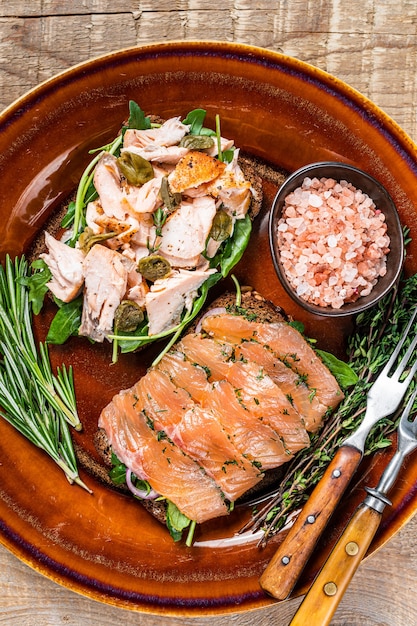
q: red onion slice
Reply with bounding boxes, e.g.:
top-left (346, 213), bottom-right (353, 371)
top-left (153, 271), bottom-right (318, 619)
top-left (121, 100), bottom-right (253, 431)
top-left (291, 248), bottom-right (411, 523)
top-left (126, 468), bottom-right (158, 500)
top-left (195, 307), bottom-right (227, 333)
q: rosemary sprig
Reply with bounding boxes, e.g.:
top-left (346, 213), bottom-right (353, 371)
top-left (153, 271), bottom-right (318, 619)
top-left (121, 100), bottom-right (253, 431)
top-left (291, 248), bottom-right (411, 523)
top-left (243, 272), bottom-right (417, 545)
top-left (0, 255), bottom-right (91, 492)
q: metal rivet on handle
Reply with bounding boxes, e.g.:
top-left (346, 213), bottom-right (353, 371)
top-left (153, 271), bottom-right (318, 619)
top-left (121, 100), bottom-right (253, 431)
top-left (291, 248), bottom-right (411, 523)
top-left (281, 556), bottom-right (290, 565)
top-left (306, 515), bottom-right (316, 524)
top-left (323, 582), bottom-right (338, 596)
top-left (345, 541), bottom-right (359, 556)
top-left (332, 469), bottom-right (341, 478)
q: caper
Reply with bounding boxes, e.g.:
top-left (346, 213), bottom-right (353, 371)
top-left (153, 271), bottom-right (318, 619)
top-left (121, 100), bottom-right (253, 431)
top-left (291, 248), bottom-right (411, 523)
top-left (179, 135), bottom-right (215, 150)
top-left (114, 300), bottom-right (145, 333)
top-left (138, 255), bottom-right (172, 281)
top-left (159, 176), bottom-right (181, 212)
top-left (117, 151), bottom-right (154, 186)
top-left (209, 209), bottom-right (233, 242)
top-left (78, 227), bottom-right (117, 252)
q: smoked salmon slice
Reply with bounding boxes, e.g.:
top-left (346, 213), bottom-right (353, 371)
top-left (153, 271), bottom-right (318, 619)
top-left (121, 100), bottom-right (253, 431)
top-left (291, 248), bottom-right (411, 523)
top-left (235, 341), bottom-right (328, 432)
top-left (178, 333), bottom-right (234, 380)
top-left (203, 379), bottom-right (295, 471)
top-left (202, 313), bottom-right (343, 417)
top-left (178, 333), bottom-right (310, 453)
top-left (98, 390), bottom-right (228, 523)
top-left (158, 352), bottom-right (294, 471)
top-left (156, 350), bottom-right (212, 404)
top-left (225, 360), bottom-right (310, 452)
top-left (134, 369), bottom-right (263, 501)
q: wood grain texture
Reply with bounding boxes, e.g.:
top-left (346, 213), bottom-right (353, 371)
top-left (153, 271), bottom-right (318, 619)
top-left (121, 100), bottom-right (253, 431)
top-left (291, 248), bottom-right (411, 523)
top-left (260, 445), bottom-right (363, 600)
top-left (1, 1), bottom-right (417, 624)
top-left (291, 505), bottom-right (383, 625)
top-left (1, 0), bottom-right (417, 141)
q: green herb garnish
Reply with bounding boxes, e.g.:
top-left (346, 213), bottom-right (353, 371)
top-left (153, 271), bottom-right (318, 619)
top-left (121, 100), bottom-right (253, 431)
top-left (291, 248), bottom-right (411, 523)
top-left (166, 500), bottom-right (192, 543)
top-left (0, 256), bottom-right (90, 492)
top-left (110, 271), bottom-right (223, 365)
top-left (242, 272), bottom-right (417, 544)
top-left (43, 102), bottom-right (251, 364)
top-left (46, 296), bottom-right (83, 345)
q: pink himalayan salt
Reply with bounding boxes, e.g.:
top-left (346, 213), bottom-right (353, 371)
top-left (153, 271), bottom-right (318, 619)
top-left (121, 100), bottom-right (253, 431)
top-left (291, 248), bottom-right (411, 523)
top-left (276, 176), bottom-right (390, 309)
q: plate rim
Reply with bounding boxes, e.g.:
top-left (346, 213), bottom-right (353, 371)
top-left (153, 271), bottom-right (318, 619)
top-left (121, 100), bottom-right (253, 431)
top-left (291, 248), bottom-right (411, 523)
top-left (1, 40), bottom-right (417, 616)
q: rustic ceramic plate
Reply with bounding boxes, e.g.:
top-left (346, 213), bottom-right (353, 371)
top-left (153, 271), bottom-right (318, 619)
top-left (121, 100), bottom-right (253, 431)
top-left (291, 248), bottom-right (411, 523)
top-left (1, 41), bottom-right (417, 617)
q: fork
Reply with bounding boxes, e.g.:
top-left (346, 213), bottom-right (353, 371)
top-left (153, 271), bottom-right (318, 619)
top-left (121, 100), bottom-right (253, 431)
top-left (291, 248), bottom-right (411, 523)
top-left (260, 307), bottom-right (417, 600)
top-left (289, 384), bottom-right (417, 625)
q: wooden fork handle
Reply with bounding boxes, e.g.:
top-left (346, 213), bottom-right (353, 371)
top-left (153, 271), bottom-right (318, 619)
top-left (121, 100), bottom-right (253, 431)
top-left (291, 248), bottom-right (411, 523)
top-left (289, 503), bottom-right (381, 625)
top-left (259, 444), bottom-right (362, 600)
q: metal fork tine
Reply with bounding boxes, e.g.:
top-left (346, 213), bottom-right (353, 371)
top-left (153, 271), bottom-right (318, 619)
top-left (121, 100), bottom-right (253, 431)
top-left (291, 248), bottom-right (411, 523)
top-left (402, 356), bottom-right (417, 386)
top-left (382, 307), bottom-right (417, 380)
top-left (402, 389), bottom-right (417, 442)
top-left (289, 379), bottom-right (417, 625)
top-left (392, 329), bottom-right (417, 382)
top-left (259, 306), bottom-right (417, 603)
top-left (403, 385), bottom-right (417, 423)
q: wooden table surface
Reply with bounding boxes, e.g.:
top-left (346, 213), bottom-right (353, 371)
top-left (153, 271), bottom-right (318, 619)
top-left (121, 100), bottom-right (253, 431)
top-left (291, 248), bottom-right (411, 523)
top-left (1, 2), bottom-right (417, 625)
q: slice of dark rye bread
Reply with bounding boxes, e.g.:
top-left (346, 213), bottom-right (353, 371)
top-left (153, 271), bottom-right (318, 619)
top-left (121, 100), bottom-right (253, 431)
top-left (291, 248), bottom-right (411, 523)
top-left (89, 290), bottom-right (289, 525)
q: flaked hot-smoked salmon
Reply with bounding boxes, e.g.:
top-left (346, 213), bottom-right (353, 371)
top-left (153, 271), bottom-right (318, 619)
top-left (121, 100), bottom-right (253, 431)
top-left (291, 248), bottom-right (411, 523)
top-left (40, 232), bottom-right (85, 303)
top-left (79, 244), bottom-right (129, 342)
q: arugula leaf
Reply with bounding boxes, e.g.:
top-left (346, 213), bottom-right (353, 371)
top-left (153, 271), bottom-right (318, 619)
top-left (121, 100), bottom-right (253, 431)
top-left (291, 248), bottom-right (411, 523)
top-left (166, 500), bottom-right (191, 542)
top-left (83, 180), bottom-right (99, 207)
top-left (316, 349), bottom-right (359, 389)
top-left (61, 201), bottom-right (76, 229)
top-left (212, 214), bottom-right (252, 277)
top-left (18, 259), bottom-right (51, 315)
top-left (289, 319), bottom-right (305, 334)
top-left (114, 319), bottom-right (150, 353)
top-left (109, 454), bottom-right (129, 485)
top-left (182, 108), bottom-right (207, 134)
top-left (127, 100), bottom-right (151, 130)
top-left (222, 148), bottom-right (235, 163)
top-left (46, 297), bottom-right (82, 344)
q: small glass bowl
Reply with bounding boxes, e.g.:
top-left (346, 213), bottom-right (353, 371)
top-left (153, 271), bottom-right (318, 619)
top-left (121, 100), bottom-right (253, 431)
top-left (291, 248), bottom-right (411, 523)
top-left (268, 161), bottom-right (404, 317)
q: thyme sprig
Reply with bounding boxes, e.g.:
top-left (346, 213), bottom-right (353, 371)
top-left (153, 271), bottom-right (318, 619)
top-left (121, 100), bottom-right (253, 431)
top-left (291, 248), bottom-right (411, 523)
top-left (0, 256), bottom-right (91, 492)
top-left (243, 272), bottom-right (417, 545)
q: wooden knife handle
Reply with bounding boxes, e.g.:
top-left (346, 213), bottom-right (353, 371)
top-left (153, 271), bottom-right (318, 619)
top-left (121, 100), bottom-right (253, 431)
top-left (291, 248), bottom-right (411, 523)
top-left (259, 445), bottom-right (362, 600)
top-left (289, 503), bottom-right (381, 625)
